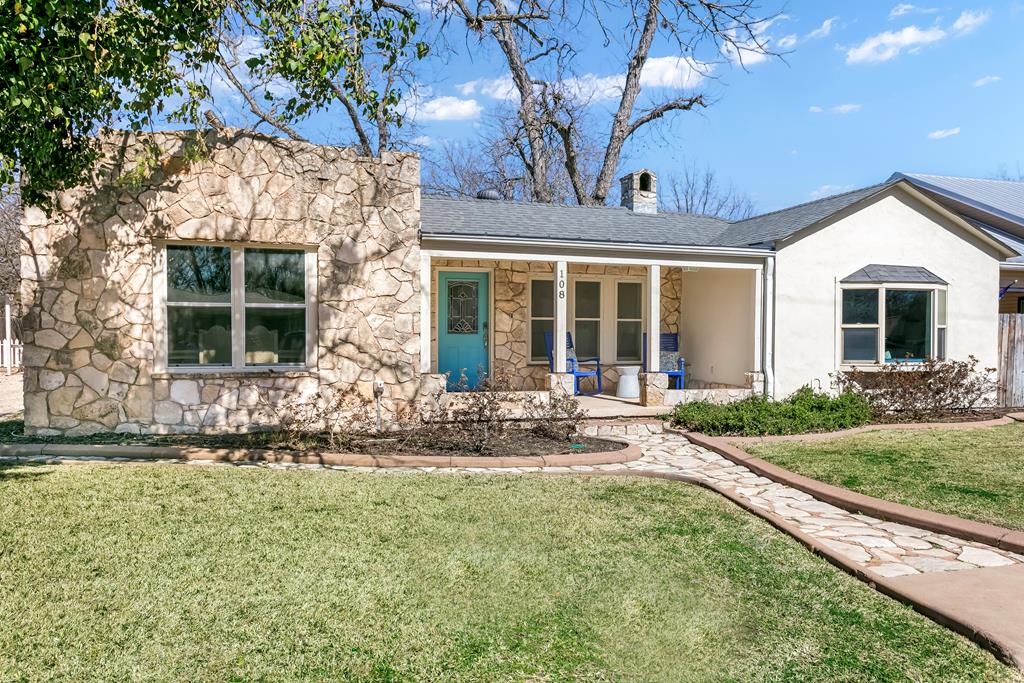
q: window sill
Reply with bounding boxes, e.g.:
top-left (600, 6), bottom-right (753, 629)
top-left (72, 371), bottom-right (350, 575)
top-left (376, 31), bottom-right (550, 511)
top-left (153, 367), bottom-right (317, 380)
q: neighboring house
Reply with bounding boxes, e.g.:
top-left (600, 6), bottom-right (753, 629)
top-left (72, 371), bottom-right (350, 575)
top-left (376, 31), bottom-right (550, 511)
top-left (18, 131), bottom-right (1020, 435)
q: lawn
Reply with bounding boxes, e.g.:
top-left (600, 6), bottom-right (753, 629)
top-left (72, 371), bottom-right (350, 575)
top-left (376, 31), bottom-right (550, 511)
top-left (745, 423), bottom-right (1024, 532)
top-left (0, 465), bottom-right (1019, 682)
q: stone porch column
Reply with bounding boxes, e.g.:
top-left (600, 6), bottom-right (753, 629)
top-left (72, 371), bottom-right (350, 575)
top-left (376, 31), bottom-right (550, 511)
top-left (419, 252), bottom-right (432, 374)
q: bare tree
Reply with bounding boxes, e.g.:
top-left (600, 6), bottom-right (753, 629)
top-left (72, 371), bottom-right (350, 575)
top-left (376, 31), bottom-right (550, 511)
top-left (661, 163), bottom-right (755, 220)
top-left (437, 0), bottom-right (778, 205)
top-left (0, 186), bottom-right (20, 305)
top-left (423, 108), bottom-right (604, 202)
top-left (992, 164), bottom-right (1024, 181)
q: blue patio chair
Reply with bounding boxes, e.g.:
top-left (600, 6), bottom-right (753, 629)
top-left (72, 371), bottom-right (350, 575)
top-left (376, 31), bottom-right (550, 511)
top-left (544, 331), bottom-right (603, 396)
top-left (642, 332), bottom-right (685, 390)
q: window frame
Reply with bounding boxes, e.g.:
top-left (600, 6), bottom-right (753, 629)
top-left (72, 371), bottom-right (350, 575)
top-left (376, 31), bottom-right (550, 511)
top-left (154, 241), bottom-right (318, 374)
top-left (527, 277), bottom-right (555, 363)
top-left (526, 274), bottom-right (646, 365)
top-left (614, 280), bottom-right (644, 363)
top-left (837, 282), bottom-right (947, 368)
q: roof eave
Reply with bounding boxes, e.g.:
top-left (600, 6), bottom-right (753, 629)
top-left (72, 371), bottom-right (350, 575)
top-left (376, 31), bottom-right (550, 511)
top-left (890, 172), bottom-right (1024, 230)
top-left (420, 232), bottom-right (775, 258)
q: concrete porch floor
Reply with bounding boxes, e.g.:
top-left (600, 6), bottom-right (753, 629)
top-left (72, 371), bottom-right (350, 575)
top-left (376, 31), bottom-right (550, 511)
top-left (576, 394), bottom-right (671, 418)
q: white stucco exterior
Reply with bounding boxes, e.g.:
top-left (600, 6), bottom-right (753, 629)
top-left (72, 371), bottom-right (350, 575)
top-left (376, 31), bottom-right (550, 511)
top-left (680, 268), bottom-right (756, 388)
top-left (771, 186), bottom-right (1005, 398)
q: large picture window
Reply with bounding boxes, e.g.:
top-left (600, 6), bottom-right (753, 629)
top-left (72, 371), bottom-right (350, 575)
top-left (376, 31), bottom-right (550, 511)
top-left (840, 285), bottom-right (944, 365)
top-left (161, 244), bottom-right (313, 370)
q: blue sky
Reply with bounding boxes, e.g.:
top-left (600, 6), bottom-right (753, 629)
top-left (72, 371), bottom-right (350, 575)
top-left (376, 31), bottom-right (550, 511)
top-left (391, 0), bottom-right (1024, 211)
top-left (224, 1), bottom-right (1024, 213)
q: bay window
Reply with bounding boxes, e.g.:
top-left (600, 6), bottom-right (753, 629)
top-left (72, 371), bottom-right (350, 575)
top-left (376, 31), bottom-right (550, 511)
top-left (160, 243), bottom-right (314, 371)
top-left (840, 284), bottom-right (946, 365)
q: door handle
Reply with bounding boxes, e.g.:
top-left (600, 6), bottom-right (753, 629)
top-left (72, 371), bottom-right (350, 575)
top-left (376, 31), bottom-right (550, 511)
top-left (483, 321), bottom-right (488, 351)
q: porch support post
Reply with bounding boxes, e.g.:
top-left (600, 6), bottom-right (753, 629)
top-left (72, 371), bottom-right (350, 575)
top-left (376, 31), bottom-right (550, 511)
top-left (753, 266), bottom-right (763, 374)
top-left (419, 252), bottom-right (431, 374)
top-left (554, 260), bottom-right (568, 373)
top-left (763, 256), bottom-right (776, 399)
top-left (646, 265), bottom-right (660, 372)
top-left (4, 297), bottom-right (11, 376)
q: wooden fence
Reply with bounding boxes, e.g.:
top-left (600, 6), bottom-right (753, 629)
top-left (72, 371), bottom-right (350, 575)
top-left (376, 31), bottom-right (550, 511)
top-left (998, 314), bottom-right (1024, 407)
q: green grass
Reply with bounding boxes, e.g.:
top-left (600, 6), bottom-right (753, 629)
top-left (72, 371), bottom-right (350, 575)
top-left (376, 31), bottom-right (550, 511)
top-left (1, 465), bottom-right (1019, 682)
top-left (746, 423), bottom-right (1024, 532)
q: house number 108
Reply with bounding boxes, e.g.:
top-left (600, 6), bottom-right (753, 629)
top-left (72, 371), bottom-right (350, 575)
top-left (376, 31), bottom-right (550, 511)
top-left (557, 278), bottom-right (566, 298)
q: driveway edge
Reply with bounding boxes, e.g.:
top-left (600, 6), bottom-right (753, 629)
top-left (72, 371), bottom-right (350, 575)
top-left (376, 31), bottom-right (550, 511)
top-left (680, 430), bottom-right (1024, 556)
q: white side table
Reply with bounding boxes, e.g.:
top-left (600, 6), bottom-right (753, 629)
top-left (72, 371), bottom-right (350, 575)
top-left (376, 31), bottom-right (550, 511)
top-left (616, 366), bottom-right (641, 399)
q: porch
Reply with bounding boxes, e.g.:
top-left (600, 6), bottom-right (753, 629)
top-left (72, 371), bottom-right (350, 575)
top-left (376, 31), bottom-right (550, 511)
top-left (419, 241), bottom-right (772, 410)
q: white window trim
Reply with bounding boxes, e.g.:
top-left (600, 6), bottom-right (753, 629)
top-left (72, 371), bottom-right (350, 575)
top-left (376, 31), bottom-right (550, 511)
top-left (527, 276), bottom-right (554, 364)
top-left (153, 241), bottom-right (318, 374)
top-left (527, 274), bottom-right (646, 366)
top-left (837, 281), bottom-right (947, 369)
top-left (614, 280), bottom-right (644, 363)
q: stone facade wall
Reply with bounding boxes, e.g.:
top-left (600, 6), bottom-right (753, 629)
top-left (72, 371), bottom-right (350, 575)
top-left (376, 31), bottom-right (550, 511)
top-left (431, 260), bottom-right (682, 391)
top-left (21, 129), bottom-right (422, 435)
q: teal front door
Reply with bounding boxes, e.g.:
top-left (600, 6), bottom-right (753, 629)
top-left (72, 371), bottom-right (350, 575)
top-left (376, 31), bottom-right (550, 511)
top-left (438, 271), bottom-right (489, 389)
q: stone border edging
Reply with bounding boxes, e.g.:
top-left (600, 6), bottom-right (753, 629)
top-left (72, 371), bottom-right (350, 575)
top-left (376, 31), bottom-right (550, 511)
top-left (607, 469), bottom-right (1024, 669)
top-left (724, 411), bottom-right (1024, 445)
top-left (0, 441), bottom-right (642, 469)
top-left (680, 429), bottom-right (1024, 556)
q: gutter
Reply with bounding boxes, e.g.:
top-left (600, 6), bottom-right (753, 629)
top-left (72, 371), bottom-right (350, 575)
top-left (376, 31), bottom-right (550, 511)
top-left (420, 232), bottom-right (775, 259)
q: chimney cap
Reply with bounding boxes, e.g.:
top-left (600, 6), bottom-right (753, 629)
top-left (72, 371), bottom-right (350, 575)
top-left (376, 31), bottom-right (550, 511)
top-left (476, 188), bottom-right (502, 200)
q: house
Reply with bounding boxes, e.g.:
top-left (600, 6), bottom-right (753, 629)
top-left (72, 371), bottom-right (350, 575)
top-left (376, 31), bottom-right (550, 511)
top-left (886, 173), bottom-right (1024, 316)
top-left (18, 130), bottom-right (1020, 435)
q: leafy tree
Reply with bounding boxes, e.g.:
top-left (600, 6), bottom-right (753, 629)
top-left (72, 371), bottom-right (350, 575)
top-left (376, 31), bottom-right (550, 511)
top-left (1, 0), bottom-right (426, 207)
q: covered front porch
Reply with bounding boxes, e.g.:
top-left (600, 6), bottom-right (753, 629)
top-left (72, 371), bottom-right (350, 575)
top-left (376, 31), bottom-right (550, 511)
top-left (419, 236), bottom-right (773, 411)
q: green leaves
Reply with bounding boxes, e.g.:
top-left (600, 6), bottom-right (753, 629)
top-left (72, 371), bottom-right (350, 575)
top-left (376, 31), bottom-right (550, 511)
top-left (2, 0), bottom-right (426, 207)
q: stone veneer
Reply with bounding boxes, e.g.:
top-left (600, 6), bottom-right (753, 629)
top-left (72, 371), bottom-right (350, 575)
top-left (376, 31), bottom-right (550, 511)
top-left (431, 260), bottom-right (682, 391)
top-left (20, 129), bottom-right (424, 435)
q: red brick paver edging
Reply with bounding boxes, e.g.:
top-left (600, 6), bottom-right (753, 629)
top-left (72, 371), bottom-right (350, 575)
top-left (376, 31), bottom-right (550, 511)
top-left (681, 429), bottom-right (1024, 556)
top-left (0, 441), bottom-right (642, 469)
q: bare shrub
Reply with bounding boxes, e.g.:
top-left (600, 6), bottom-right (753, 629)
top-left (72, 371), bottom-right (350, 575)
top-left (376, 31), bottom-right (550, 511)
top-left (253, 384), bottom-right (375, 450)
top-left (834, 357), bottom-right (998, 421)
top-left (522, 391), bottom-right (587, 442)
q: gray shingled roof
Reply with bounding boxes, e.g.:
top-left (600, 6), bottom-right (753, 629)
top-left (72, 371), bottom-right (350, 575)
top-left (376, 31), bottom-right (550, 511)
top-left (421, 178), bottom-right (1020, 255)
top-left (891, 173), bottom-right (1024, 228)
top-left (841, 264), bottom-right (947, 284)
top-left (713, 183), bottom-right (893, 247)
top-left (421, 195), bottom-right (733, 247)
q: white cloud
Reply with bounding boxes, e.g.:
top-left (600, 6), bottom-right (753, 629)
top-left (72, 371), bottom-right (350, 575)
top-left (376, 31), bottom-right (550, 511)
top-left (845, 25), bottom-right (945, 64)
top-left (456, 75), bottom-right (517, 101)
top-left (458, 56), bottom-right (709, 107)
top-left (777, 34), bottom-right (798, 49)
top-left (807, 17), bottom-right (838, 39)
top-left (810, 184), bottom-right (854, 199)
top-left (640, 56), bottom-right (710, 89)
top-left (720, 16), bottom-right (785, 66)
top-left (889, 4), bottom-right (937, 18)
top-left (410, 135), bottom-right (433, 147)
top-left (972, 75), bottom-right (1001, 87)
top-left (411, 96), bottom-right (482, 121)
top-left (809, 103), bottom-right (862, 114)
top-left (927, 127), bottom-right (960, 139)
top-left (952, 9), bottom-right (990, 35)
top-left (831, 103), bottom-right (862, 114)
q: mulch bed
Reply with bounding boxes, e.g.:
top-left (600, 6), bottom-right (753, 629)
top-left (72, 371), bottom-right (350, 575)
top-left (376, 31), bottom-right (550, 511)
top-left (0, 419), bottom-right (621, 458)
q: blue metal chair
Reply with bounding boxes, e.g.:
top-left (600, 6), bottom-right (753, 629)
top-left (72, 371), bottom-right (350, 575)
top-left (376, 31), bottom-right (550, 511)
top-left (544, 331), bottom-right (603, 396)
top-left (642, 332), bottom-right (685, 390)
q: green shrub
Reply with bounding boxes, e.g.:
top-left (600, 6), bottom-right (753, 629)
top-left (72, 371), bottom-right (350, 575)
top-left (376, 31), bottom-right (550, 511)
top-left (669, 387), bottom-right (873, 436)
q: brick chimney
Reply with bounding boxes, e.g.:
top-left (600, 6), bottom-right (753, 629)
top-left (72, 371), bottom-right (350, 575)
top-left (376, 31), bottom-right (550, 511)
top-left (619, 169), bottom-right (657, 214)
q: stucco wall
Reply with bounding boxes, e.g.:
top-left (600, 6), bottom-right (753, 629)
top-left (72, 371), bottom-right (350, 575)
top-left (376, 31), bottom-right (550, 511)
top-left (430, 260), bottom-right (682, 391)
top-left (679, 268), bottom-right (755, 387)
top-left (20, 129), bottom-right (423, 435)
top-left (773, 188), bottom-right (1003, 398)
